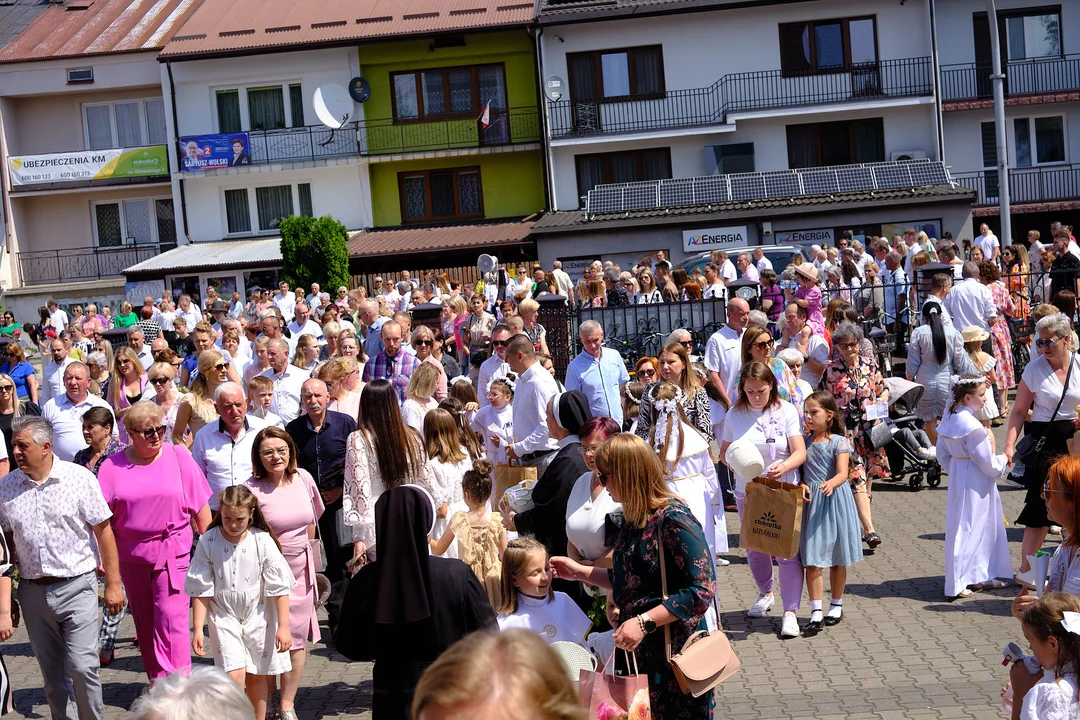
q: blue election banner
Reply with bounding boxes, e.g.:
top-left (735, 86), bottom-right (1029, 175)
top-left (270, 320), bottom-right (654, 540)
top-left (178, 133), bottom-right (252, 171)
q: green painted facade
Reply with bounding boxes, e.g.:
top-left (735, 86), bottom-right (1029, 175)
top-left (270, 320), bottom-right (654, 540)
top-left (359, 30), bottom-right (546, 228)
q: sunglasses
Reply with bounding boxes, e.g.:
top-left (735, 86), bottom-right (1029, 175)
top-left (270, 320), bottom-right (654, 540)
top-left (150, 377), bottom-right (171, 385)
top-left (0, 386), bottom-right (13, 393)
top-left (212, 363), bottom-right (228, 371)
top-left (679, 340), bottom-right (694, 348)
top-left (1036, 337), bottom-right (1062, 349)
top-left (637, 368), bottom-right (656, 377)
top-left (135, 425), bottom-right (167, 439)
top-left (414, 339), bottom-right (434, 347)
top-left (596, 469), bottom-right (611, 486)
top-left (753, 339), bottom-right (774, 349)
top-left (491, 340), bottom-right (508, 347)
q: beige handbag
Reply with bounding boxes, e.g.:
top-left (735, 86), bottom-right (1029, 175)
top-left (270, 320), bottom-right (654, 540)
top-left (658, 516), bottom-right (741, 697)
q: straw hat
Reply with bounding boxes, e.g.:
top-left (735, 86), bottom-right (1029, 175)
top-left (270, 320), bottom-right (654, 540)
top-left (961, 325), bottom-right (989, 343)
top-left (725, 438), bottom-right (765, 479)
top-left (793, 262), bottom-right (819, 283)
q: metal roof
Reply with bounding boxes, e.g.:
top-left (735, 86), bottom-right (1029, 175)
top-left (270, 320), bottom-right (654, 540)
top-left (123, 237), bottom-right (294, 274)
top-left (159, 0), bottom-right (535, 60)
top-left (531, 185), bottom-right (976, 233)
top-left (348, 219), bottom-right (534, 258)
top-left (0, 0), bottom-right (202, 64)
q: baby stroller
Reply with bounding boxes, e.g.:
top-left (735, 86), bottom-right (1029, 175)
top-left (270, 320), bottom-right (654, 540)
top-left (869, 377), bottom-right (943, 491)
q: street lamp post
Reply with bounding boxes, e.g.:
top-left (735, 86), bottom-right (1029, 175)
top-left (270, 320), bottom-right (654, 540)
top-left (986, 0), bottom-right (1012, 247)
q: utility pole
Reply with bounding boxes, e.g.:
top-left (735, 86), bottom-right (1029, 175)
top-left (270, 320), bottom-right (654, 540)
top-left (986, 0), bottom-right (1011, 246)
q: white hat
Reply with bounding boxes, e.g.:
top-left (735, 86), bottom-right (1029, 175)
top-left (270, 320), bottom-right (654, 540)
top-left (725, 438), bottom-right (765, 479)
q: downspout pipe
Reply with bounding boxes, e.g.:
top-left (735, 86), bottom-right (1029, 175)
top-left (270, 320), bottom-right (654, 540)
top-left (166, 61), bottom-right (190, 243)
top-left (534, 26), bottom-right (556, 215)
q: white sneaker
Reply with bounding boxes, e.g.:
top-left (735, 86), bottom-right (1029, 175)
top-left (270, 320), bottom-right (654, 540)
top-left (916, 447), bottom-right (936, 461)
top-left (716, 557), bottom-right (730, 567)
top-left (1015, 569), bottom-right (1038, 588)
top-left (747, 593), bottom-right (775, 618)
top-left (780, 611), bottom-right (800, 638)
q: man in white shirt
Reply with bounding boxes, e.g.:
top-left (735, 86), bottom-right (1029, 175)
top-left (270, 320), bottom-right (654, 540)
top-left (177, 294), bottom-right (203, 330)
top-left (976, 223), bottom-right (1000, 264)
top-left (41, 338), bottom-right (75, 404)
top-left (477, 325), bottom-right (512, 406)
top-left (550, 260), bottom-right (575, 304)
top-left (505, 334), bottom-right (560, 475)
top-left (215, 318), bottom-right (253, 361)
top-left (752, 247), bottom-right (773, 274)
top-left (705, 297), bottom-right (749, 510)
top-left (47, 300), bottom-right (69, 333)
top-left (259, 338), bottom-right (308, 422)
top-left (715, 251), bottom-right (737, 283)
top-left (943, 261), bottom-right (997, 339)
top-left (41, 362), bottom-right (115, 461)
top-left (703, 263), bottom-right (726, 300)
top-left (287, 304), bottom-right (323, 342)
top-left (305, 283), bottom-right (321, 308)
top-left (924, 273), bottom-right (955, 329)
top-left (191, 383), bottom-right (267, 511)
top-left (126, 327), bottom-right (154, 370)
top-left (737, 253), bottom-right (760, 282)
top-left (274, 281), bottom-right (296, 324)
top-left (853, 240), bottom-right (874, 277)
top-left (903, 229), bottom-right (923, 279)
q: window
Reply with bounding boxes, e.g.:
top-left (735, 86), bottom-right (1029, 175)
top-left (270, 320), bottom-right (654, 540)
top-left (289, 84), bottom-right (305, 128)
top-left (83, 99), bottom-right (167, 150)
top-left (981, 120), bottom-right (1000, 198)
top-left (255, 186), bottom-right (293, 231)
top-left (575, 148), bottom-right (672, 200)
top-left (217, 90), bottom-right (242, 133)
top-left (786, 118), bottom-right (884, 168)
top-left (779, 16), bottom-right (878, 75)
top-left (1007, 10), bottom-right (1061, 61)
top-left (298, 183), bottom-right (313, 217)
top-left (567, 46), bottom-right (665, 102)
top-left (248, 87), bottom-right (286, 131)
top-left (91, 197), bottom-right (174, 247)
top-left (708, 143), bottom-right (756, 175)
top-left (391, 65), bottom-right (506, 120)
top-left (1014, 115), bottom-right (1066, 167)
top-left (225, 189), bottom-right (251, 234)
top-left (214, 83), bottom-right (304, 132)
top-left (224, 184), bottom-right (312, 236)
top-left (398, 167), bottom-right (483, 223)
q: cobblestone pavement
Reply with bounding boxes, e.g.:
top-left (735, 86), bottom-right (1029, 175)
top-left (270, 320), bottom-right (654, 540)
top-left (3, 427), bottom-right (1032, 719)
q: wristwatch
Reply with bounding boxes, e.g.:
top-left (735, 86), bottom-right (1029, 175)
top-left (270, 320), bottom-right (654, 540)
top-left (637, 614), bottom-right (657, 634)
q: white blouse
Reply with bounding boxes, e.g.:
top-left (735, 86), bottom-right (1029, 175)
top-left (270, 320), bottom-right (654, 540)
top-left (1020, 672), bottom-right (1080, 720)
top-left (498, 592), bottom-right (591, 646)
top-left (722, 400), bottom-right (802, 492)
top-left (1023, 354), bottom-right (1080, 422)
top-left (565, 471), bottom-right (621, 562)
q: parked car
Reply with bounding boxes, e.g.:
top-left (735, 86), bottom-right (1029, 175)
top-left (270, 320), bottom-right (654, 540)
top-left (675, 244), bottom-right (803, 277)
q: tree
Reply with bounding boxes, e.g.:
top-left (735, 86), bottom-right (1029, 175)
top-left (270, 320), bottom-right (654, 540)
top-left (279, 215), bottom-right (351, 293)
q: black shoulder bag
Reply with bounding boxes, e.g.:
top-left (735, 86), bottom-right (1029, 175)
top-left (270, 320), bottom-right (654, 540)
top-left (1016, 354), bottom-right (1075, 466)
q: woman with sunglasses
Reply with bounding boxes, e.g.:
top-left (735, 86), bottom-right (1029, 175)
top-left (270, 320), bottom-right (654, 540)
top-left (742, 326), bottom-right (802, 410)
top-left (172, 349), bottom-right (229, 447)
top-left (316, 357), bottom-right (364, 422)
top-left (410, 324), bottom-right (448, 401)
top-left (97, 401), bottom-right (213, 681)
top-left (1006, 313), bottom-right (1080, 586)
top-left (0, 371), bottom-right (39, 461)
top-left (635, 270), bottom-right (662, 305)
top-left (634, 356), bottom-right (659, 385)
top-left (0, 342), bottom-right (37, 405)
top-left (147, 362), bottom-right (182, 441)
top-left (108, 347), bottom-right (150, 445)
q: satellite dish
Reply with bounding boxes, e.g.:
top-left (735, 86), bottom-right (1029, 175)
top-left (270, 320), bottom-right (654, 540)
top-left (314, 84), bottom-right (353, 129)
top-left (544, 75), bottom-right (565, 102)
top-left (477, 254), bottom-right (498, 274)
top-left (349, 77), bottom-right (371, 104)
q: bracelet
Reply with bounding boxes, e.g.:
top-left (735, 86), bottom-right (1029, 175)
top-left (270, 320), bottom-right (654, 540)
top-left (637, 615), bottom-right (648, 634)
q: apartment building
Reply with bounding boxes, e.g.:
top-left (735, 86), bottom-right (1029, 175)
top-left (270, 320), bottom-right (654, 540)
top-left (0, 0), bottom-right (197, 319)
top-left (530, 0), bottom-right (976, 270)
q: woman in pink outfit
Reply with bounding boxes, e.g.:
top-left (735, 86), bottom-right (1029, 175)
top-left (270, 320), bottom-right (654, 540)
top-left (97, 401), bottom-right (212, 680)
top-left (245, 426), bottom-right (324, 720)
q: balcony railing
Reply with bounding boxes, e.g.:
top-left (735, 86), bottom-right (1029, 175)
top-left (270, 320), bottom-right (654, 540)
top-left (548, 57), bottom-right (933, 139)
top-left (195, 107), bottom-right (541, 169)
top-left (18, 243), bottom-right (175, 286)
top-left (951, 163), bottom-right (1080, 205)
top-left (941, 54), bottom-right (1080, 102)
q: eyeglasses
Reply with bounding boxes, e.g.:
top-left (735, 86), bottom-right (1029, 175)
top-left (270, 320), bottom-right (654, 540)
top-left (679, 340), bottom-right (694, 348)
top-left (838, 342), bottom-right (860, 350)
top-left (0, 386), bottom-right (13, 393)
top-left (491, 340), bottom-right (508, 347)
top-left (753, 339), bottom-right (774, 349)
top-left (1036, 337), bottom-right (1062, 349)
top-left (596, 469), bottom-right (611, 486)
top-left (150, 377), bottom-right (171, 385)
top-left (212, 363), bottom-right (228, 372)
top-left (637, 368), bottom-right (656, 378)
top-left (260, 448), bottom-right (289, 459)
top-left (415, 339), bottom-right (433, 347)
top-left (135, 425), bottom-right (167, 439)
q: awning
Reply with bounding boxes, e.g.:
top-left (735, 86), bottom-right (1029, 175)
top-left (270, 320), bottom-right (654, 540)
top-left (347, 219), bottom-right (534, 259)
top-left (123, 238), bottom-right (290, 275)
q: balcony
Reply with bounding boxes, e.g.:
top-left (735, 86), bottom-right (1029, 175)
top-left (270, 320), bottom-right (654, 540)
top-left (182, 107), bottom-right (541, 171)
top-left (548, 57), bottom-right (933, 139)
top-left (951, 163), bottom-right (1080, 206)
top-left (18, 243), bottom-right (175, 286)
top-left (8, 145), bottom-right (169, 193)
top-left (941, 54), bottom-right (1080, 104)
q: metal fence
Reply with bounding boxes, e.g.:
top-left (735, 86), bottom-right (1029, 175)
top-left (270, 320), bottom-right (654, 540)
top-left (941, 54), bottom-right (1080, 102)
top-left (18, 243), bottom-right (174, 285)
top-left (951, 163), bottom-right (1080, 206)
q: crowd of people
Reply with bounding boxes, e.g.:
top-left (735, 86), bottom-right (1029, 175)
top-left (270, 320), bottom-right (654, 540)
top-left (0, 220), bottom-right (1078, 720)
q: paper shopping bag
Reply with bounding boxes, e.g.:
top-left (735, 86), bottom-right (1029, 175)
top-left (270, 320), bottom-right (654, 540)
top-left (579, 651), bottom-right (651, 720)
top-left (494, 464), bottom-right (537, 505)
top-left (738, 478), bottom-right (804, 559)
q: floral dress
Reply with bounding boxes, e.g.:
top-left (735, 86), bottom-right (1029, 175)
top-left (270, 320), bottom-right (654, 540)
top-left (821, 351), bottom-right (890, 488)
top-left (1005, 264), bottom-right (1031, 327)
top-left (987, 280), bottom-right (1015, 390)
top-left (610, 500), bottom-right (716, 719)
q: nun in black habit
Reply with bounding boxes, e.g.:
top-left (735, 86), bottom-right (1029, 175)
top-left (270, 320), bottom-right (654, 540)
top-left (333, 484), bottom-right (496, 720)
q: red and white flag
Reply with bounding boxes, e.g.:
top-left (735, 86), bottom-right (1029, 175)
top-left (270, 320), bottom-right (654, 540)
top-left (478, 101), bottom-right (491, 129)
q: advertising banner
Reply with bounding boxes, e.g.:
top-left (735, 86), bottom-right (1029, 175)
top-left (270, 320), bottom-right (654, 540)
top-left (178, 133), bottom-right (252, 172)
top-left (682, 226), bottom-right (749, 253)
top-left (9, 146), bottom-right (168, 186)
top-left (775, 228), bottom-right (835, 246)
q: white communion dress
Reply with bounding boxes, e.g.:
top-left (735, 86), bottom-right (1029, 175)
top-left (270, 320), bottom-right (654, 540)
top-left (936, 406), bottom-right (1012, 597)
top-left (186, 527), bottom-right (296, 675)
top-left (663, 419), bottom-right (727, 556)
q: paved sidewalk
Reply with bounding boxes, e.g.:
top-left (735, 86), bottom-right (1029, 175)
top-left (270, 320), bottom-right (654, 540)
top-left (3, 437), bottom-right (1032, 718)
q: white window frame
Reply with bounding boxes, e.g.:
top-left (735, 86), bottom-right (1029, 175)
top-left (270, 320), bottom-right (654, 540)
top-left (81, 98), bottom-right (165, 150)
top-left (212, 81), bottom-right (304, 133)
top-left (90, 195), bottom-right (174, 248)
top-left (1013, 114), bottom-right (1068, 168)
top-left (221, 181), bottom-right (311, 238)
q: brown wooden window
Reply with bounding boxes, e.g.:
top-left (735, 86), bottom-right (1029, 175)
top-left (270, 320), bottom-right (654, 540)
top-left (399, 167), bottom-right (483, 223)
top-left (391, 65), bottom-right (507, 121)
top-left (779, 17), bottom-right (878, 76)
top-left (786, 118), bottom-right (885, 168)
top-left (567, 46), bottom-right (665, 103)
top-left (575, 148), bottom-right (672, 201)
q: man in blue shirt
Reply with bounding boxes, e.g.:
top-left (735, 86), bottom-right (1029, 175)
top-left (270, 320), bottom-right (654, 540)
top-left (564, 320), bottom-right (630, 425)
top-left (883, 251), bottom-right (909, 338)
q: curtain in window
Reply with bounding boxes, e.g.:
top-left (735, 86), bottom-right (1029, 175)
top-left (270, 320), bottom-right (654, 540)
top-left (980, 121), bottom-right (997, 168)
top-left (289, 85), bottom-right (305, 127)
top-left (1035, 116), bottom-right (1065, 164)
top-left (422, 72), bottom-right (445, 116)
top-left (402, 176), bottom-right (427, 220)
top-left (431, 171), bottom-right (456, 217)
top-left (633, 47), bottom-right (664, 95)
top-left (85, 105), bottom-right (113, 151)
top-left (719, 143), bottom-right (755, 174)
top-left (217, 91), bottom-right (242, 133)
top-left (1014, 118), bottom-right (1032, 167)
top-left (248, 88), bottom-right (286, 131)
top-left (819, 122), bottom-right (851, 165)
top-left (298, 183), bottom-right (313, 217)
top-left (115, 103), bottom-right (142, 148)
top-left (852, 121), bottom-right (884, 163)
top-left (256, 185), bottom-right (293, 230)
top-left (394, 75), bottom-right (419, 118)
top-left (225, 189), bottom-right (251, 234)
top-left (155, 199), bottom-right (177, 246)
top-left (609, 153), bottom-right (637, 184)
top-left (641, 149), bottom-right (672, 180)
top-left (145, 100), bottom-right (167, 145)
top-left (458, 171), bottom-right (481, 215)
top-left (576, 156), bottom-right (605, 200)
top-left (123, 200), bottom-right (152, 245)
top-left (786, 125), bottom-right (816, 168)
top-left (95, 204), bottom-right (122, 246)
top-left (478, 66), bottom-right (507, 109)
top-left (848, 19), bottom-right (877, 65)
top-left (449, 69), bottom-right (474, 113)
top-left (568, 54), bottom-right (598, 101)
top-left (814, 23), bottom-right (845, 68)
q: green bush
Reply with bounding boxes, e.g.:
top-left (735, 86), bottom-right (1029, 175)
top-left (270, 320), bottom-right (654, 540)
top-left (279, 215), bottom-right (351, 292)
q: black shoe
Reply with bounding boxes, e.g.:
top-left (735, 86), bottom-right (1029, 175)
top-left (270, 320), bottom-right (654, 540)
top-left (824, 613), bottom-right (843, 627)
top-left (803, 619), bottom-right (823, 636)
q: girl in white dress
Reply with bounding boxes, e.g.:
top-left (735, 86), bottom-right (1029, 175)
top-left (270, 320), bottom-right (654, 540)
top-left (472, 377), bottom-right (514, 467)
top-left (963, 328), bottom-right (1000, 432)
top-left (938, 375), bottom-right (1011, 599)
top-left (1011, 592), bottom-right (1080, 720)
top-left (401, 362), bottom-right (441, 433)
top-left (497, 538), bottom-right (590, 646)
top-left (424, 408), bottom-right (473, 559)
top-left (186, 486), bottom-right (295, 718)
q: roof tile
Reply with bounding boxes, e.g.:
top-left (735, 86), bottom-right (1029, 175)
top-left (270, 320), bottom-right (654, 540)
top-left (348, 219), bottom-right (533, 258)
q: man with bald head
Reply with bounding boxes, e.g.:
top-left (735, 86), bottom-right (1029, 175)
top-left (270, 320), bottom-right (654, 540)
top-left (191, 382), bottom-right (268, 511)
top-left (705, 296), bottom-right (750, 511)
top-left (358, 299), bottom-right (387, 359)
top-left (361, 320), bottom-right (420, 403)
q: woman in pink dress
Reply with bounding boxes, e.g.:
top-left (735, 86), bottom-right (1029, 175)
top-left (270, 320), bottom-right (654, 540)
top-left (979, 262), bottom-right (1016, 413)
top-left (245, 426), bottom-right (324, 720)
top-left (96, 401), bottom-right (212, 681)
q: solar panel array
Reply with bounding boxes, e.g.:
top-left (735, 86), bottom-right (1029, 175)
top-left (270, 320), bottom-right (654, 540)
top-left (584, 159), bottom-right (952, 215)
